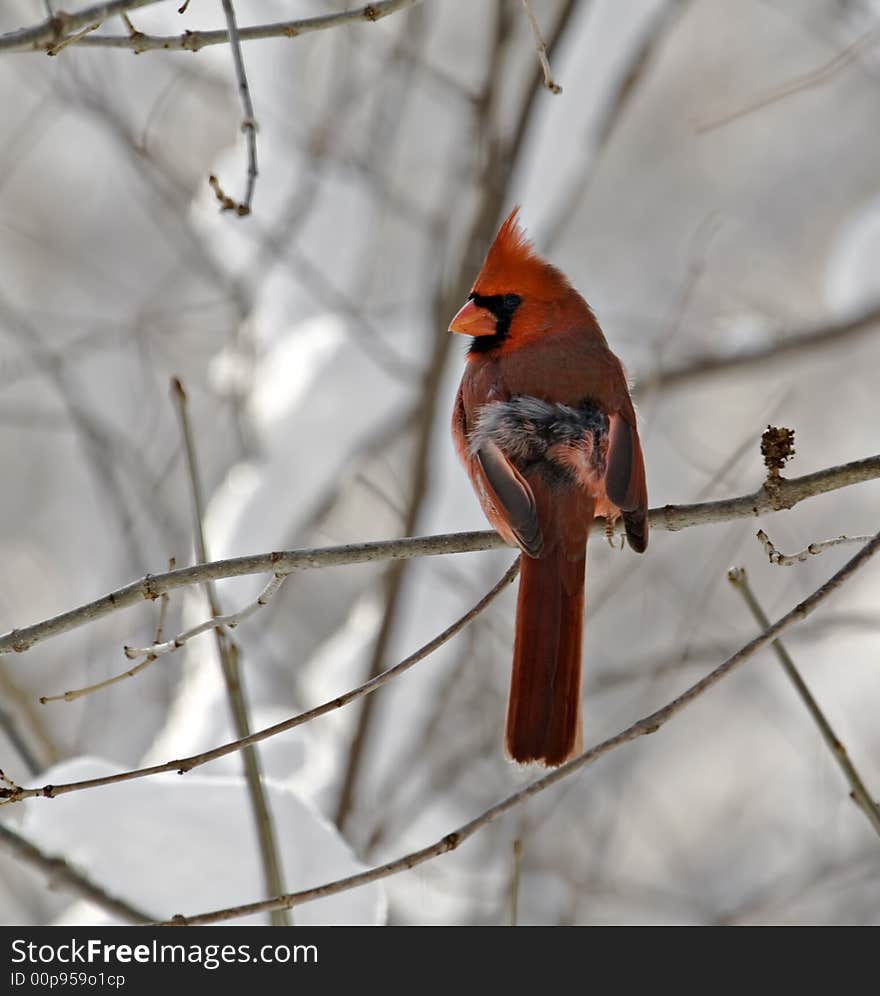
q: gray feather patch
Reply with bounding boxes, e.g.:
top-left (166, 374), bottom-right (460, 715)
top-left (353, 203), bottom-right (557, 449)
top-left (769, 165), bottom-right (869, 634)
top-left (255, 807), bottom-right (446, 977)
top-left (469, 396), bottom-right (608, 483)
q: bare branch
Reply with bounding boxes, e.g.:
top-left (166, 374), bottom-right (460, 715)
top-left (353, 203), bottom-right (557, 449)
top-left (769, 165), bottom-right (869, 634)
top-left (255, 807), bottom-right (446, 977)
top-left (0, 0), bottom-right (425, 55)
top-left (0, 823), bottom-right (154, 924)
top-left (521, 1), bottom-right (562, 93)
top-left (41, 652), bottom-right (156, 704)
top-left (216, 0), bottom-right (258, 216)
top-left (159, 530), bottom-right (880, 925)
top-left (38, 573), bottom-right (285, 703)
top-left (727, 567), bottom-right (880, 837)
top-left (172, 377), bottom-right (288, 927)
top-left (757, 529), bottom-right (874, 567)
top-left (1, 452), bottom-right (879, 657)
top-left (0, 561), bottom-right (520, 804)
top-left (124, 573), bottom-right (286, 661)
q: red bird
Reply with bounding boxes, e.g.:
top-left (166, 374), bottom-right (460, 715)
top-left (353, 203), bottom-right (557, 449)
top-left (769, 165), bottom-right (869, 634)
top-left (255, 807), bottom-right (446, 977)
top-left (450, 208), bottom-right (648, 767)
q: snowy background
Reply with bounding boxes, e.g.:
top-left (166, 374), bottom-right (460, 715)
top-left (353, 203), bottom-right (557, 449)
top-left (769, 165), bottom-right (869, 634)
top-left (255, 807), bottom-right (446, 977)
top-left (1, 0), bottom-right (879, 925)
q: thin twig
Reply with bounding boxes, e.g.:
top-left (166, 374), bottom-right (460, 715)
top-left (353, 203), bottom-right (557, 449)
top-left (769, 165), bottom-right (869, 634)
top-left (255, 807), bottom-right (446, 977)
top-left (0, 0), bottom-right (424, 54)
top-left (171, 377), bottom-right (288, 927)
top-left (217, 0), bottom-right (257, 216)
top-left (638, 301), bottom-right (880, 394)
top-left (1, 453), bottom-right (879, 657)
top-left (159, 529), bottom-right (880, 925)
top-left (0, 561), bottom-right (520, 805)
top-left (727, 567), bottom-right (880, 837)
top-left (521, 1), bottom-right (562, 93)
top-left (757, 529), bottom-right (874, 567)
top-left (0, 823), bottom-right (155, 924)
top-left (122, 574), bottom-right (286, 660)
top-left (696, 28), bottom-right (880, 134)
top-left (41, 653), bottom-right (156, 704)
top-left (41, 573), bottom-right (172, 703)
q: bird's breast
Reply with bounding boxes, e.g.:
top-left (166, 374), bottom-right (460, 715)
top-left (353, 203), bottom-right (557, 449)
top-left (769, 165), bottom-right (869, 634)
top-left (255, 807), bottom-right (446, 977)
top-left (469, 395), bottom-right (610, 496)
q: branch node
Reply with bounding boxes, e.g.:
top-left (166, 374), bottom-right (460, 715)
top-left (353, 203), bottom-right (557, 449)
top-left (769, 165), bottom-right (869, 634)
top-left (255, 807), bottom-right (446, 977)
top-left (46, 19), bottom-right (99, 56)
top-left (182, 29), bottom-right (201, 52)
top-left (521, 0), bottom-right (563, 94)
top-left (208, 174), bottom-right (250, 216)
top-left (761, 425), bottom-right (795, 481)
top-left (121, 13), bottom-right (141, 39)
top-left (0, 770), bottom-right (23, 801)
top-left (441, 832), bottom-right (461, 851)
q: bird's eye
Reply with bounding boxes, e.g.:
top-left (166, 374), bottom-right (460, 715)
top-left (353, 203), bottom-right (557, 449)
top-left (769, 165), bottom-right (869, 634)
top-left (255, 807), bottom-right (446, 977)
top-left (503, 294), bottom-right (521, 311)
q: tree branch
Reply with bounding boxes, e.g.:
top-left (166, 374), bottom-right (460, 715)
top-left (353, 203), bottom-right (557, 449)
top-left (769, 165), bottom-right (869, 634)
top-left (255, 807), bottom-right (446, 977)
top-left (727, 567), bottom-right (880, 837)
top-left (1, 453), bottom-right (878, 657)
top-left (171, 377), bottom-right (288, 926)
top-left (521, 0), bottom-right (562, 93)
top-left (756, 529), bottom-right (873, 567)
top-left (0, 0), bottom-right (425, 55)
top-left (0, 561), bottom-right (520, 804)
top-left (214, 0), bottom-right (258, 216)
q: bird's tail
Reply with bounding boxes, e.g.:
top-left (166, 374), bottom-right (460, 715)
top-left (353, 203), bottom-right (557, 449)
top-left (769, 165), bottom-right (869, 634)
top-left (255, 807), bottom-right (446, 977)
top-left (506, 544), bottom-right (586, 766)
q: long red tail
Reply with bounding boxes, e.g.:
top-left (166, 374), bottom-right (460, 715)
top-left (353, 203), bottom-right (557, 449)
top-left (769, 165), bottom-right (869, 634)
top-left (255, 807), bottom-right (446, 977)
top-left (506, 545), bottom-right (586, 766)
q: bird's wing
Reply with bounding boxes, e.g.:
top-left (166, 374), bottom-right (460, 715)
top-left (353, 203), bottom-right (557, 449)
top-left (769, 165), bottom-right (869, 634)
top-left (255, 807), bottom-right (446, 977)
top-left (605, 411), bottom-right (648, 552)
top-left (473, 440), bottom-right (543, 557)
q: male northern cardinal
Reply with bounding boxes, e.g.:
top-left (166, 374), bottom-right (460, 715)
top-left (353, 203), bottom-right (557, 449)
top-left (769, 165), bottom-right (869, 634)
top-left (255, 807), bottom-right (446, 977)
top-left (450, 208), bottom-right (648, 767)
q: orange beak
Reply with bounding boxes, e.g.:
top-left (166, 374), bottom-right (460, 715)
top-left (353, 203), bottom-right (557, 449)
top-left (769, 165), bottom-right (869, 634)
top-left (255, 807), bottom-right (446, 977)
top-left (448, 299), bottom-right (497, 337)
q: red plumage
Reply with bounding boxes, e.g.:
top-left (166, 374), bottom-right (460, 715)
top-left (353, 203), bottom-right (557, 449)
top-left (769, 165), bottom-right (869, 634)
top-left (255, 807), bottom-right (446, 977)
top-left (450, 208), bottom-right (648, 766)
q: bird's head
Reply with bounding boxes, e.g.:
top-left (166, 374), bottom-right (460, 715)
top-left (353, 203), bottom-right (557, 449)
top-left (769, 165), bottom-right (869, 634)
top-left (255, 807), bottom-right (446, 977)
top-left (449, 207), bottom-right (577, 354)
